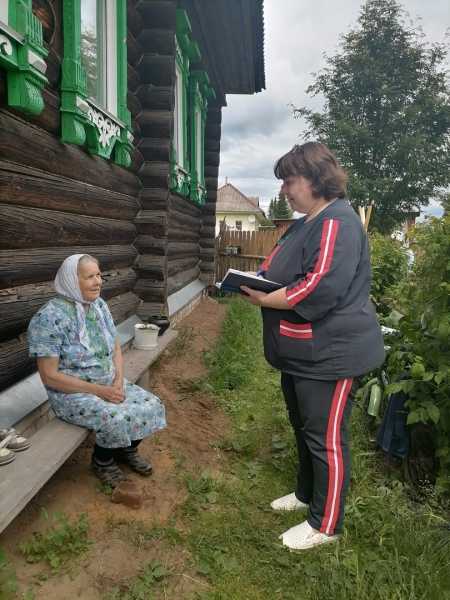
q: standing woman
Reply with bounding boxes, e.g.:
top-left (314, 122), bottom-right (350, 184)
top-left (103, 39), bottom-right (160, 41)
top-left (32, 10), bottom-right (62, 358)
top-left (28, 254), bottom-right (166, 488)
top-left (241, 142), bottom-right (384, 550)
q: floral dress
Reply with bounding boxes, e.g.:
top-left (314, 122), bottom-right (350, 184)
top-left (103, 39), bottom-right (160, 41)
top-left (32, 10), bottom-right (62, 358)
top-left (28, 296), bottom-right (166, 448)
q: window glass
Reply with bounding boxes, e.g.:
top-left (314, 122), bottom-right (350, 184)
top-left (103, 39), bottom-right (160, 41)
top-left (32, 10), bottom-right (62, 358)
top-left (0, 1), bottom-right (8, 24)
top-left (174, 62), bottom-right (184, 167)
top-left (81, 0), bottom-right (104, 106)
top-left (235, 221), bottom-right (242, 231)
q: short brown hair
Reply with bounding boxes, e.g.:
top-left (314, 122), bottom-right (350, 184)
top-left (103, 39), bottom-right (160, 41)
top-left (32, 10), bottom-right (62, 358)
top-left (274, 142), bottom-right (348, 200)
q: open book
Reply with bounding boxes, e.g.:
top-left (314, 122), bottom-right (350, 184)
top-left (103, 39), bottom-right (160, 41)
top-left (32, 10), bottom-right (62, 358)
top-left (216, 268), bottom-right (283, 294)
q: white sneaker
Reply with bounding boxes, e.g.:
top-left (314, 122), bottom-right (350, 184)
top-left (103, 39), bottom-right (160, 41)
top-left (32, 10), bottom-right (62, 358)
top-left (280, 520), bottom-right (339, 551)
top-left (270, 492), bottom-right (309, 512)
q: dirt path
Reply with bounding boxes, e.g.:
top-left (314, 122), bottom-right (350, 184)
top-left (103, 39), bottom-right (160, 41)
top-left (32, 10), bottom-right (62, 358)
top-left (1, 297), bottom-right (228, 599)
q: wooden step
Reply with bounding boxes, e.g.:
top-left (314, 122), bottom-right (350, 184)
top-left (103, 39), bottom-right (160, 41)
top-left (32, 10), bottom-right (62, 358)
top-left (0, 328), bottom-right (178, 534)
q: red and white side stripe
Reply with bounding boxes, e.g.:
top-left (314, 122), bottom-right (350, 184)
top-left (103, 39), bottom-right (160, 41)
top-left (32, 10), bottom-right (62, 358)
top-left (279, 320), bottom-right (313, 339)
top-left (258, 244), bottom-right (281, 274)
top-left (286, 218), bottom-right (340, 306)
top-left (320, 377), bottom-right (353, 535)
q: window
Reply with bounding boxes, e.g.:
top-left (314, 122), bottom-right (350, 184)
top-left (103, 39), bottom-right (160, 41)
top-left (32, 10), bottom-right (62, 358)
top-left (80, 0), bottom-right (117, 116)
top-left (235, 221), bottom-right (242, 231)
top-left (61, 0), bottom-right (133, 166)
top-left (0, 0), bottom-right (48, 115)
top-left (170, 9), bottom-right (216, 205)
top-left (0, 1), bottom-right (8, 25)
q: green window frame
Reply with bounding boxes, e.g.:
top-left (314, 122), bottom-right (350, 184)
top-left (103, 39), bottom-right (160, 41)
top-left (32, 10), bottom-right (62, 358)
top-left (0, 0), bottom-right (48, 115)
top-left (189, 69), bottom-right (215, 204)
top-left (170, 9), bottom-right (215, 206)
top-left (61, 0), bottom-right (132, 167)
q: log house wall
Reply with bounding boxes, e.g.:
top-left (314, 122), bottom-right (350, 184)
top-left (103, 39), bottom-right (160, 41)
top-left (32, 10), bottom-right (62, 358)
top-left (0, 0), bottom-right (142, 391)
top-left (0, 0), bottom-right (224, 391)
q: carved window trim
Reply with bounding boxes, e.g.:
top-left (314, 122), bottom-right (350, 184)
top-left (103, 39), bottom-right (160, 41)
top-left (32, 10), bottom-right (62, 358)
top-left (170, 9), bottom-right (215, 206)
top-left (61, 0), bottom-right (133, 167)
top-left (0, 0), bottom-right (48, 115)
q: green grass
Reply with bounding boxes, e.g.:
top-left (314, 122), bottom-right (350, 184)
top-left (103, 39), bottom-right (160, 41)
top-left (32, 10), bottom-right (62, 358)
top-left (181, 298), bottom-right (450, 600)
top-left (19, 512), bottom-right (91, 572)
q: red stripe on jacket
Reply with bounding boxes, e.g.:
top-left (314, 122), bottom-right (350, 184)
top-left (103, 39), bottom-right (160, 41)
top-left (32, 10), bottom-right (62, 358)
top-left (320, 378), bottom-right (353, 535)
top-left (285, 219), bottom-right (340, 306)
top-left (279, 320), bottom-right (313, 339)
top-left (259, 244), bottom-right (282, 274)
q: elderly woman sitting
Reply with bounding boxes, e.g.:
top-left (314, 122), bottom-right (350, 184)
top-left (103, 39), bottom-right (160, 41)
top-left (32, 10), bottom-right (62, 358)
top-left (28, 254), bottom-right (166, 488)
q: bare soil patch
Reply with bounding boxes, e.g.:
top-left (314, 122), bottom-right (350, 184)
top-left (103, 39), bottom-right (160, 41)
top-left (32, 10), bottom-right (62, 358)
top-left (0, 296), bottom-right (228, 599)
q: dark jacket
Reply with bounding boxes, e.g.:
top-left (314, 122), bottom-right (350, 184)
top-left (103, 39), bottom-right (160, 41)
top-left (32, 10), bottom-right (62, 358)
top-left (260, 198), bottom-right (385, 380)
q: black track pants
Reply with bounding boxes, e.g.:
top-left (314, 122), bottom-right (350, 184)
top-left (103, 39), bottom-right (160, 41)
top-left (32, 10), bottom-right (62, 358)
top-left (281, 373), bottom-right (354, 535)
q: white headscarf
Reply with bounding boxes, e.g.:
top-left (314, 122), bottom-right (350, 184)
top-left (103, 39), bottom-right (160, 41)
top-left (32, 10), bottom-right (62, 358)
top-left (54, 254), bottom-right (114, 352)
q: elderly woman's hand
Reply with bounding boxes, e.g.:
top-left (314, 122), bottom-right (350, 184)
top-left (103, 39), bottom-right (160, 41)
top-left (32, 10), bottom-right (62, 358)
top-left (96, 385), bottom-right (125, 404)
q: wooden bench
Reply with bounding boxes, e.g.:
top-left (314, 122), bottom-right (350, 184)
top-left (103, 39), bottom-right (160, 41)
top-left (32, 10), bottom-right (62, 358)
top-left (0, 326), bottom-right (177, 534)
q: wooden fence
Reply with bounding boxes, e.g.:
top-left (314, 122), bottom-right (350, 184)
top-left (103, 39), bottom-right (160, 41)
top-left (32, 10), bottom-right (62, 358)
top-left (215, 227), bottom-right (288, 281)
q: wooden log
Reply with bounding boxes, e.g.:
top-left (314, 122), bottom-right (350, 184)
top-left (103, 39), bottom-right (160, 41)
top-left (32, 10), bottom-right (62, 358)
top-left (137, 29), bottom-right (175, 55)
top-left (136, 1), bottom-right (176, 29)
top-left (137, 302), bottom-right (166, 320)
top-left (127, 32), bottom-right (143, 67)
top-left (0, 245), bottom-right (138, 288)
top-left (140, 187), bottom-right (169, 210)
top-left (205, 165), bottom-right (220, 178)
top-left (134, 235), bottom-right (167, 253)
top-left (127, 2), bottom-right (144, 38)
top-left (0, 161), bottom-right (140, 220)
top-left (168, 208), bottom-right (201, 230)
top-left (135, 254), bottom-right (166, 280)
top-left (168, 256), bottom-right (199, 276)
top-left (127, 64), bottom-right (141, 93)
top-left (169, 193), bottom-right (202, 219)
top-left (138, 161), bottom-right (170, 188)
top-left (137, 110), bottom-right (172, 138)
top-left (138, 85), bottom-right (174, 111)
top-left (127, 91), bottom-right (142, 118)
top-left (0, 111), bottom-right (141, 196)
top-left (0, 291), bottom-right (140, 392)
top-left (138, 138), bottom-right (171, 162)
top-left (205, 177), bottom-right (219, 191)
top-left (205, 123), bottom-right (221, 138)
top-left (205, 151), bottom-right (220, 167)
top-left (167, 265), bottom-right (200, 296)
top-left (130, 147), bottom-right (144, 174)
top-left (0, 205), bottom-right (136, 250)
top-left (138, 54), bottom-right (174, 87)
top-left (134, 278), bottom-right (166, 302)
top-left (168, 226), bottom-right (200, 242)
top-left (205, 138), bottom-right (221, 153)
top-left (167, 241), bottom-right (200, 258)
top-left (0, 268), bottom-right (137, 342)
top-left (107, 291), bottom-right (141, 323)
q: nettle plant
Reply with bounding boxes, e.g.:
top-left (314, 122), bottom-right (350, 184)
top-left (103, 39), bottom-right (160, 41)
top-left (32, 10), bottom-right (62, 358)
top-left (384, 216), bottom-right (450, 492)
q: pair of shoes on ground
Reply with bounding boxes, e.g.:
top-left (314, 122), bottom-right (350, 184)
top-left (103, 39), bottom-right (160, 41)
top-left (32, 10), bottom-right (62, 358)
top-left (271, 492), bottom-right (339, 551)
top-left (92, 450), bottom-right (152, 488)
top-left (0, 428), bottom-right (32, 466)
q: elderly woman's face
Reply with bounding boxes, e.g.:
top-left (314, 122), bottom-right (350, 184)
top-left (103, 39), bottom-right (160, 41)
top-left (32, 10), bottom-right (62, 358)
top-left (78, 260), bottom-right (102, 302)
top-left (281, 176), bottom-right (315, 213)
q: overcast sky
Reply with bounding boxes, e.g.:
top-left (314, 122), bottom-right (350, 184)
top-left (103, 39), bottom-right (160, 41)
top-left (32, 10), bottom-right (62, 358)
top-left (219, 0), bottom-right (449, 217)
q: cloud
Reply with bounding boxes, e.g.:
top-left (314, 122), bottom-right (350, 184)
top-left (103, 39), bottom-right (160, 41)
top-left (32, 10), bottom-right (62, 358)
top-left (219, 0), bottom-right (450, 208)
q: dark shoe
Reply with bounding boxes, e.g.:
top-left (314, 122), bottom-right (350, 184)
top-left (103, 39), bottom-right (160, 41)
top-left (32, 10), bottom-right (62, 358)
top-left (91, 459), bottom-right (127, 488)
top-left (116, 449), bottom-right (153, 476)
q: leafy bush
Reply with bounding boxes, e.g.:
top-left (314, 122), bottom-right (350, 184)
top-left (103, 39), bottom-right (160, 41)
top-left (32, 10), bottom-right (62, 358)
top-left (369, 232), bottom-right (409, 315)
top-left (384, 216), bottom-right (450, 493)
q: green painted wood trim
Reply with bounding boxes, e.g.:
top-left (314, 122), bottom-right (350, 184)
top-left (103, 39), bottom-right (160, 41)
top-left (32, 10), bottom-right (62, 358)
top-left (0, 0), bottom-right (48, 115)
top-left (189, 70), bottom-right (215, 205)
top-left (60, 0), bottom-right (133, 167)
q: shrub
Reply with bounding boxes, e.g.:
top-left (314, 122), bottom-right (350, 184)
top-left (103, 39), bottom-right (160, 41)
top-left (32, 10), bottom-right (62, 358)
top-left (384, 216), bottom-right (450, 493)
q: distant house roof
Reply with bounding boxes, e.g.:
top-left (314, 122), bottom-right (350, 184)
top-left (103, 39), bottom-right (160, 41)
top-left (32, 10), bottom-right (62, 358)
top-left (216, 183), bottom-right (265, 217)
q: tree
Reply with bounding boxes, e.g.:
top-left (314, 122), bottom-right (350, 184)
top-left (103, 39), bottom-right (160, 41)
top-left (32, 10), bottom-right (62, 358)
top-left (269, 191), bottom-right (293, 219)
top-left (295, 0), bottom-right (450, 233)
top-left (275, 191), bottom-right (293, 219)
